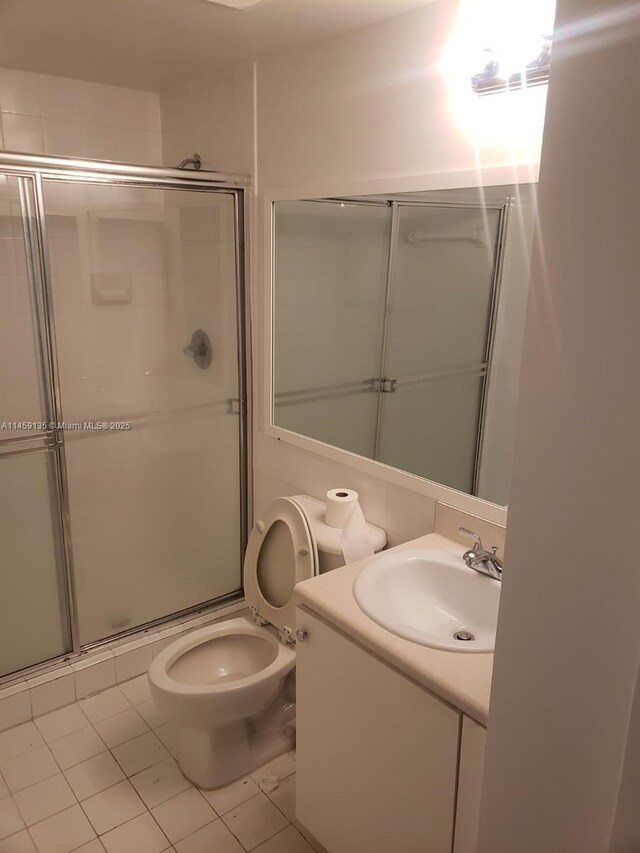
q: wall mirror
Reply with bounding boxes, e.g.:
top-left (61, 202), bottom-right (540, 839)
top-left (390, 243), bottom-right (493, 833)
top-left (271, 184), bottom-right (537, 507)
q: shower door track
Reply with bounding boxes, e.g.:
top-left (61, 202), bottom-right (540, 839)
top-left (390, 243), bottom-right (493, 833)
top-left (0, 152), bottom-right (250, 686)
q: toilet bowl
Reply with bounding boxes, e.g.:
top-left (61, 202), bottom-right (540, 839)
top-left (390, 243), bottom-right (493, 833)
top-left (148, 494), bottom-right (386, 789)
top-left (149, 616), bottom-right (295, 788)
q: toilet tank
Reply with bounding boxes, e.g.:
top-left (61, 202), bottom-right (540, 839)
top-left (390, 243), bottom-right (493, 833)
top-left (292, 495), bottom-right (387, 573)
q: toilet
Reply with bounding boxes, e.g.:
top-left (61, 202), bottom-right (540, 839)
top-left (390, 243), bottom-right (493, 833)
top-left (148, 494), bottom-right (386, 789)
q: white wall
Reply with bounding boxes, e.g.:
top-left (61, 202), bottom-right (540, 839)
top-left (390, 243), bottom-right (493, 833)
top-left (477, 0), bottom-right (640, 849)
top-left (0, 67), bottom-right (161, 163)
top-left (254, 1), bottom-right (547, 534)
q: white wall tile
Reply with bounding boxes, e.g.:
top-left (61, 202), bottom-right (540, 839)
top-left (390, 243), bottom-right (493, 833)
top-left (38, 75), bottom-right (85, 121)
top-left (0, 68), bottom-right (40, 115)
top-left (434, 502), bottom-right (506, 558)
top-left (118, 128), bottom-right (162, 165)
top-left (42, 118), bottom-right (85, 157)
top-left (386, 487), bottom-right (436, 542)
top-left (114, 645), bottom-right (153, 685)
top-left (73, 653), bottom-right (117, 700)
top-left (1, 113), bottom-right (44, 153)
top-left (28, 667), bottom-right (76, 717)
top-left (82, 123), bottom-right (124, 161)
top-left (0, 683), bottom-right (31, 733)
top-left (0, 66), bottom-right (161, 163)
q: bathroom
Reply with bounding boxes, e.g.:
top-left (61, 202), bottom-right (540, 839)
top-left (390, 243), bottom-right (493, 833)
top-left (0, 0), bottom-right (638, 851)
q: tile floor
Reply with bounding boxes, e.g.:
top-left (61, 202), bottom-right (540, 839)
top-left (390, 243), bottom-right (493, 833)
top-left (0, 676), bottom-right (325, 853)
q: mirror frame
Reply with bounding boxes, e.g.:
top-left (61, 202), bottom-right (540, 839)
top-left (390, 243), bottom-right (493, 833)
top-left (260, 165), bottom-right (539, 526)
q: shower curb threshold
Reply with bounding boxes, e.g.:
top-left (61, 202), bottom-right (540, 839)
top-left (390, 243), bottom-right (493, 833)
top-left (0, 598), bottom-right (247, 731)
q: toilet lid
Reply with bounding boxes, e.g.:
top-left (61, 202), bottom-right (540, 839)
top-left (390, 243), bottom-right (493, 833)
top-left (244, 497), bottom-right (317, 638)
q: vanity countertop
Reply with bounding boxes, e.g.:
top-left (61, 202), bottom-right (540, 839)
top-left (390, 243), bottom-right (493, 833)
top-left (294, 532), bottom-right (493, 726)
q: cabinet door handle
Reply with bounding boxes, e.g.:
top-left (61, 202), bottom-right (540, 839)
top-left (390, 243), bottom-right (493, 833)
top-left (296, 629), bottom-right (308, 642)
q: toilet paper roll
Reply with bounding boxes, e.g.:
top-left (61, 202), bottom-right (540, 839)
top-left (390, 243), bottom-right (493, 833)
top-left (325, 489), bottom-right (359, 529)
top-left (325, 489), bottom-right (375, 564)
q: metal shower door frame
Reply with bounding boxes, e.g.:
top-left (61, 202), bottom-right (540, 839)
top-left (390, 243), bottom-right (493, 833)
top-left (0, 152), bottom-right (250, 684)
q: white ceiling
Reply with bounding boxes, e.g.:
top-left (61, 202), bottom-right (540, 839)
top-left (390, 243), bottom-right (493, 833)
top-left (0, 0), bottom-right (431, 92)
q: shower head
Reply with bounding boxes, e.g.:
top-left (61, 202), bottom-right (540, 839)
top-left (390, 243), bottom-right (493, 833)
top-left (177, 153), bottom-right (202, 170)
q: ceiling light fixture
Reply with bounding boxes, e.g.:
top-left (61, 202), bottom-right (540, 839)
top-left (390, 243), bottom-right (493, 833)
top-left (204, 0), bottom-right (266, 9)
top-left (471, 35), bottom-right (552, 94)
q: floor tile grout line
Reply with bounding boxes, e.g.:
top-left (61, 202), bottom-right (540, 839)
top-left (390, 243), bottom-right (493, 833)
top-left (144, 806), bottom-right (174, 850)
top-left (220, 789), bottom-right (293, 853)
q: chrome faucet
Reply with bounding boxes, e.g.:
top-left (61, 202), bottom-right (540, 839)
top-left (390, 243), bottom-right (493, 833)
top-left (458, 527), bottom-right (503, 581)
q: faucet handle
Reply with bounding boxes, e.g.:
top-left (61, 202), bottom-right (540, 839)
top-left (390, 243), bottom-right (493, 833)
top-left (458, 527), bottom-right (484, 552)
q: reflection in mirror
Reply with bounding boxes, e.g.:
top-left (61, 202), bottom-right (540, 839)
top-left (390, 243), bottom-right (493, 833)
top-left (272, 185), bottom-right (537, 507)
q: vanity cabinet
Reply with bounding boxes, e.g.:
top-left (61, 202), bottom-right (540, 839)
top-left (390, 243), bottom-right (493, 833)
top-left (453, 717), bottom-right (487, 853)
top-left (295, 607), bottom-right (460, 853)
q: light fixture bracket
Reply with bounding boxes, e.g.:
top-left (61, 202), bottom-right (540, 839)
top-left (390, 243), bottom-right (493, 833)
top-left (471, 35), bottom-right (552, 95)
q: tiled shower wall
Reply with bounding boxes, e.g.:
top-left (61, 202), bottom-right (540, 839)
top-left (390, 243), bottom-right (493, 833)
top-left (159, 64), bottom-right (254, 175)
top-left (0, 67), bottom-right (161, 163)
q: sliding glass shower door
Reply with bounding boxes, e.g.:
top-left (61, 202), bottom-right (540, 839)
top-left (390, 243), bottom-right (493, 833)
top-left (0, 158), bottom-right (246, 680)
top-left (41, 181), bottom-right (244, 645)
top-left (0, 175), bottom-right (72, 675)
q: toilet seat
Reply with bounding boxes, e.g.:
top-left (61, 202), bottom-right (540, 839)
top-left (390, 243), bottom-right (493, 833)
top-left (244, 497), bottom-right (317, 641)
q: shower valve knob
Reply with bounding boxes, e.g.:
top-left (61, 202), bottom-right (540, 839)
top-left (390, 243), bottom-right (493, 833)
top-left (182, 329), bottom-right (212, 369)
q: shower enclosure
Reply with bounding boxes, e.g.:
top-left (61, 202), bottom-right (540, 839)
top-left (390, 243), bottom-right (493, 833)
top-left (0, 154), bottom-right (248, 680)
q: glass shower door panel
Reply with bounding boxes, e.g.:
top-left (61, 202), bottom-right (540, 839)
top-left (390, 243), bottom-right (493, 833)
top-left (42, 182), bottom-right (243, 644)
top-left (377, 204), bottom-right (500, 491)
top-left (0, 452), bottom-right (72, 675)
top-left (0, 175), bottom-right (71, 676)
top-left (0, 175), bottom-right (46, 429)
top-left (273, 200), bottom-right (391, 458)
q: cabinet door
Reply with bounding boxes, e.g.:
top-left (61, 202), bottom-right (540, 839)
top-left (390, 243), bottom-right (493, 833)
top-left (453, 717), bottom-right (487, 853)
top-left (296, 607), bottom-right (460, 853)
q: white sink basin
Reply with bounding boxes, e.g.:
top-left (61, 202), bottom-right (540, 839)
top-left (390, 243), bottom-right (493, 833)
top-left (353, 549), bottom-right (500, 652)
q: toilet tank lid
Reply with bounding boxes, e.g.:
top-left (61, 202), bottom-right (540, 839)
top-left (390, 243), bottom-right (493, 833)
top-left (291, 494), bottom-right (387, 556)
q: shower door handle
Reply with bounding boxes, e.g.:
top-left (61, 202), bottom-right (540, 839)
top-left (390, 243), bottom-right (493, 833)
top-left (182, 329), bottom-right (213, 369)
